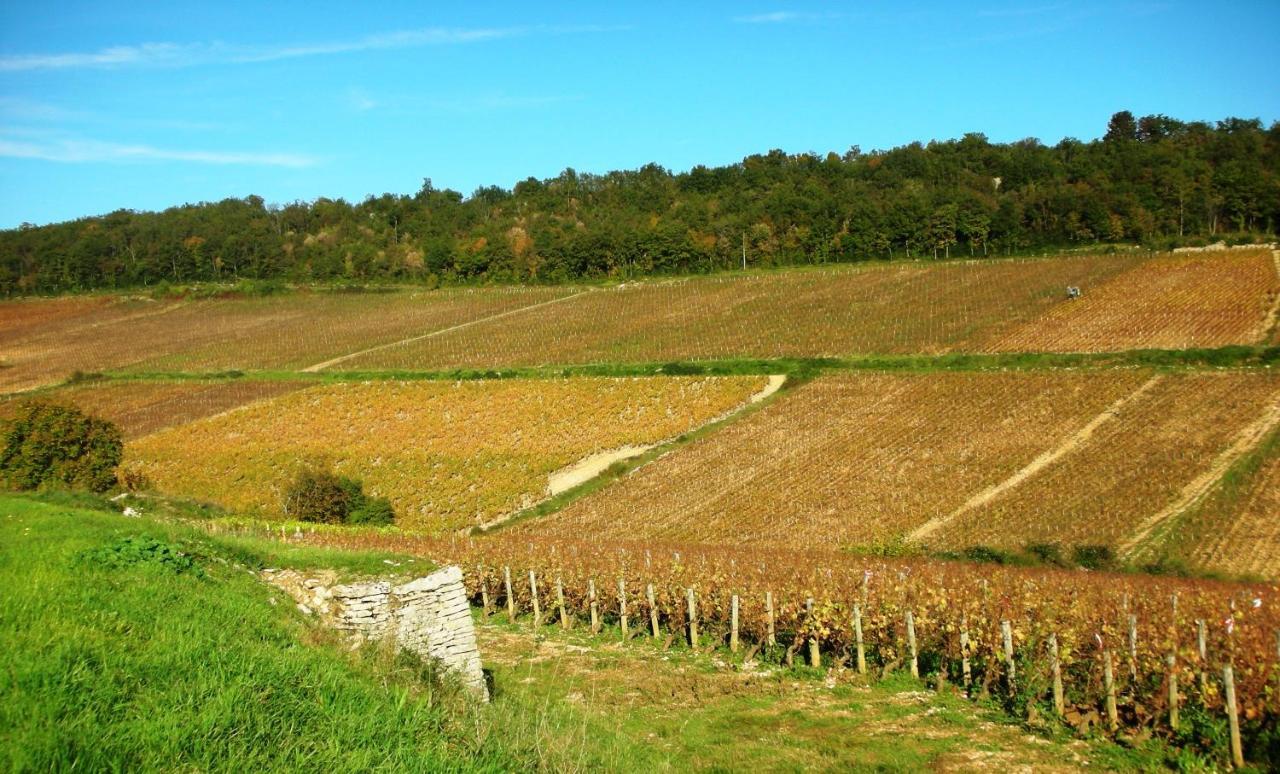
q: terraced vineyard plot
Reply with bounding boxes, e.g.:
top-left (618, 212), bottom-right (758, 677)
top-left (339, 254), bottom-right (1141, 370)
top-left (1156, 431), bottom-right (1280, 579)
top-left (931, 372), bottom-right (1280, 553)
top-left (523, 371), bottom-right (1150, 549)
top-left (0, 286), bottom-right (569, 393)
top-left (0, 379), bottom-right (308, 439)
top-left (984, 249), bottom-right (1280, 352)
top-left (127, 376), bottom-right (768, 531)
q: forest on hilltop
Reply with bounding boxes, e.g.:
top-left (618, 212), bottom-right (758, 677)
top-left (2, 112), bottom-right (1277, 295)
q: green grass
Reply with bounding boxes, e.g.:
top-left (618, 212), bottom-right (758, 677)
top-left (0, 495), bottom-right (652, 772)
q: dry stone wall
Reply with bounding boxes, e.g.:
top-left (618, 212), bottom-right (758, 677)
top-left (265, 565), bottom-right (487, 700)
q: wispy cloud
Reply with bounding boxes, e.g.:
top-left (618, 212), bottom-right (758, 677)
top-left (0, 96), bottom-right (90, 122)
top-left (977, 4), bottom-right (1066, 18)
top-left (0, 24), bottom-right (625, 72)
top-left (0, 136), bottom-right (316, 167)
top-left (733, 11), bottom-right (844, 24)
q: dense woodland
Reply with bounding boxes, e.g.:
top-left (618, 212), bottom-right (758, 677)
top-left (2, 112), bottom-right (1278, 295)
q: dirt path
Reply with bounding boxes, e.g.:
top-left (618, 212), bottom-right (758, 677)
top-left (476, 621), bottom-right (1097, 772)
top-left (1120, 395), bottom-right (1280, 558)
top-left (909, 376), bottom-right (1164, 543)
top-left (477, 375), bottom-right (787, 532)
top-left (301, 289), bottom-right (593, 372)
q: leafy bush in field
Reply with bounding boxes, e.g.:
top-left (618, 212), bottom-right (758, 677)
top-left (79, 536), bottom-right (204, 577)
top-left (0, 401), bottom-right (122, 493)
top-left (283, 464), bottom-right (394, 526)
top-left (1072, 544), bottom-right (1116, 571)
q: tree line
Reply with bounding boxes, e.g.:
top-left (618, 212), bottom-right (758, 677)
top-left (2, 111), bottom-right (1277, 295)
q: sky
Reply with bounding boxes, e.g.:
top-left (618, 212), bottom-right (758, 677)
top-left (1, 1), bottom-right (1278, 228)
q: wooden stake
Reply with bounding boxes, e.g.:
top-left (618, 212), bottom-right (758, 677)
top-left (647, 583), bottom-right (659, 639)
top-left (480, 572), bottom-right (491, 617)
top-left (618, 578), bottom-right (628, 639)
top-left (528, 570), bottom-right (540, 627)
top-left (556, 576), bottom-right (569, 629)
top-left (853, 604), bottom-right (866, 675)
top-left (1196, 618), bottom-right (1208, 696)
top-left (1224, 664), bottom-right (1244, 768)
top-left (503, 566), bottom-right (515, 621)
top-left (589, 579), bottom-right (600, 633)
top-left (1001, 620), bottom-right (1016, 689)
top-left (1049, 634), bottom-right (1064, 717)
top-left (1167, 653), bottom-right (1179, 731)
top-left (906, 610), bottom-right (919, 678)
top-left (806, 597), bottom-right (820, 668)
top-left (960, 617), bottom-right (972, 695)
top-left (1128, 614), bottom-right (1138, 681)
top-left (686, 587), bottom-right (698, 648)
top-left (1103, 650), bottom-right (1118, 733)
top-left (765, 591), bottom-right (776, 647)
top-left (730, 595), bottom-right (740, 653)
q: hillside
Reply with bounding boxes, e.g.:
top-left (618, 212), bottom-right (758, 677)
top-left (3, 113), bottom-right (1277, 296)
top-left (2, 248), bottom-right (1276, 394)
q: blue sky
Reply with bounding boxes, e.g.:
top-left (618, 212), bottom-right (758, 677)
top-left (1, 1), bottom-right (1277, 228)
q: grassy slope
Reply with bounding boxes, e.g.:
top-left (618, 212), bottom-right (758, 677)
top-left (0, 495), bottom-right (649, 772)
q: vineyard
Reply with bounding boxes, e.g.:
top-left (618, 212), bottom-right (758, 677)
top-left (125, 376), bottom-right (769, 531)
top-left (0, 285), bottom-right (568, 393)
top-left (5, 250), bottom-right (1276, 398)
top-left (984, 249), bottom-right (1280, 352)
top-left (284, 526), bottom-right (1280, 753)
top-left (0, 379), bottom-right (307, 439)
top-left (521, 371), bottom-right (1280, 559)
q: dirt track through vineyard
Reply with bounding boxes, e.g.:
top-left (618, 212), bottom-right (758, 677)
top-left (909, 375), bottom-right (1164, 544)
top-left (1120, 395), bottom-right (1280, 557)
top-left (301, 289), bottom-right (593, 372)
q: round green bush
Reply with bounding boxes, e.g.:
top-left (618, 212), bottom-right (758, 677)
top-left (0, 401), bottom-right (123, 493)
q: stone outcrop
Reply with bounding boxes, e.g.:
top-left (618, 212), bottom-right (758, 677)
top-left (264, 565), bottom-right (487, 700)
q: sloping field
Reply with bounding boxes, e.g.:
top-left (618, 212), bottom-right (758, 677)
top-left (0, 286), bottom-right (569, 393)
top-left (126, 376), bottom-right (768, 531)
top-left (523, 371), bottom-right (1151, 548)
top-left (338, 254), bottom-right (1141, 370)
top-left (0, 379), bottom-right (308, 439)
top-left (929, 372), bottom-right (1280, 552)
top-left (1152, 429), bottom-right (1280, 579)
top-left (984, 249), bottom-right (1279, 352)
top-left (522, 371), bottom-right (1280, 557)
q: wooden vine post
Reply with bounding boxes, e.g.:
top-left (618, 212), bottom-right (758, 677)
top-left (686, 587), bottom-right (698, 648)
top-left (556, 576), bottom-right (569, 629)
top-left (765, 591), bottom-right (776, 647)
top-left (806, 597), bottom-right (820, 668)
top-left (1103, 650), bottom-right (1118, 733)
top-left (588, 579), bottom-right (600, 633)
top-left (1224, 665), bottom-right (1244, 769)
top-left (1196, 619), bottom-right (1208, 696)
top-left (1166, 653), bottom-right (1179, 731)
top-left (960, 617), bottom-right (972, 695)
top-left (1048, 634), bottom-right (1064, 717)
top-left (1127, 614), bottom-right (1139, 681)
top-left (528, 570), bottom-right (541, 627)
top-left (647, 583), bottom-right (659, 639)
top-left (618, 578), bottom-right (628, 639)
top-left (730, 594), bottom-right (740, 653)
top-left (853, 604), bottom-right (866, 675)
top-left (906, 610), bottom-right (919, 679)
top-left (503, 566), bottom-right (515, 621)
top-left (479, 570), bottom-right (491, 617)
top-left (1001, 620), bottom-right (1016, 692)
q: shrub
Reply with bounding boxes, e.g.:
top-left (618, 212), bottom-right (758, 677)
top-left (348, 496), bottom-right (395, 526)
top-left (0, 401), bottom-right (123, 493)
top-left (283, 463), bottom-right (394, 526)
top-left (1072, 544), bottom-right (1116, 571)
top-left (1024, 542), bottom-right (1065, 566)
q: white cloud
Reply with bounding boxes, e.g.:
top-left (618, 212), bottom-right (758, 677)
top-left (0, 136), bottom-right (316, 167)
top-left (733, 11), bottom-right (842, 24)
top-left (0, 24), bottom-right (625, 72)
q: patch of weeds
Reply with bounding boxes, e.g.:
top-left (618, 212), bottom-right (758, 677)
top-left (78, 536), bottom-right (205, 577)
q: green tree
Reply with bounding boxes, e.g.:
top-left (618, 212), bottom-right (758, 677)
top-left (0, 402), bottom-right (123, 493)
